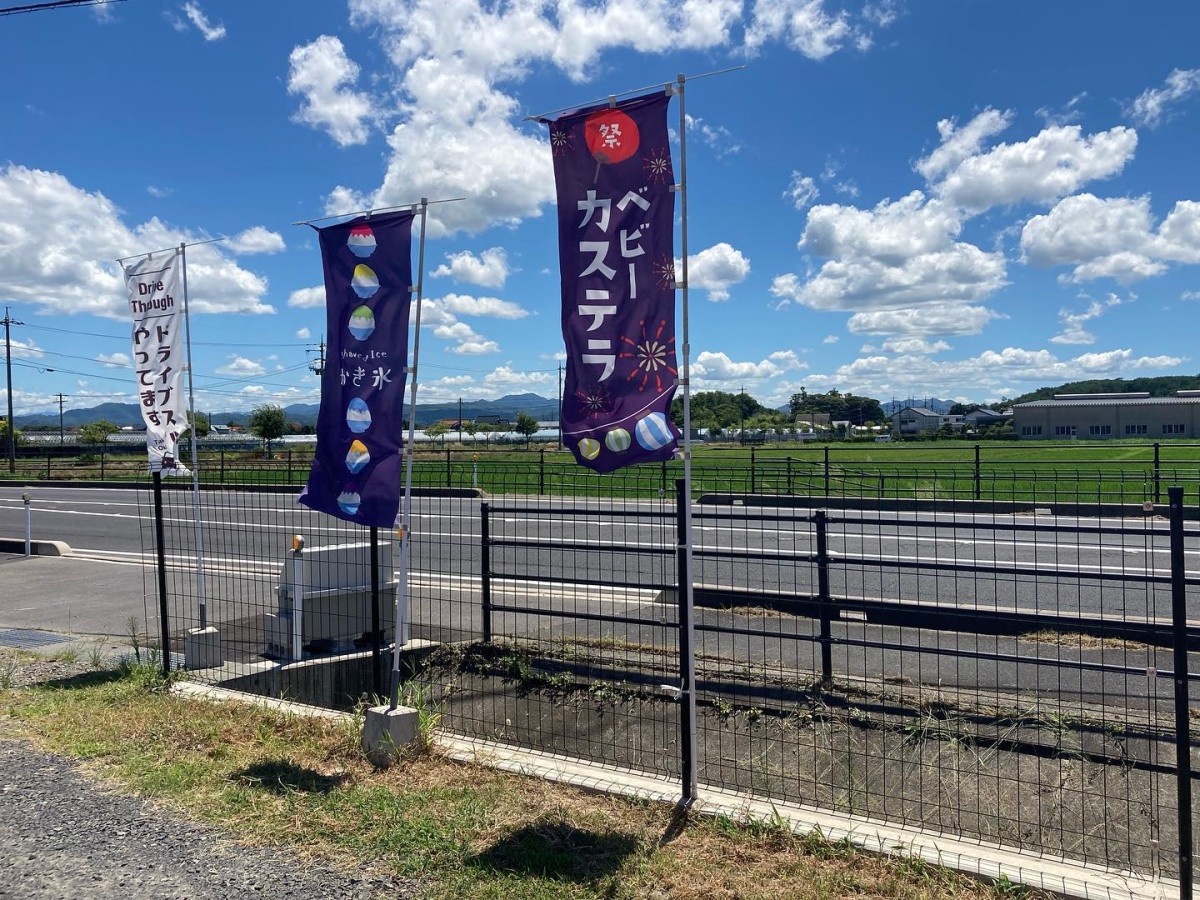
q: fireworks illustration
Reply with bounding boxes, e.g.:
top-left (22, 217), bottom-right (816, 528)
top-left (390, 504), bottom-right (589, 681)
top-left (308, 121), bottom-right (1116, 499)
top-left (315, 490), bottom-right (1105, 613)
top-left (653, 255), bottom-right (676, 290)
top-left (642, 147), bottom-right (672, 183)
top-left (549, 126), bottom-right (574, 157)
top-left (619, 319), bottom-right (677, 394)
top-left (575, 385), bottom-right (613, 418)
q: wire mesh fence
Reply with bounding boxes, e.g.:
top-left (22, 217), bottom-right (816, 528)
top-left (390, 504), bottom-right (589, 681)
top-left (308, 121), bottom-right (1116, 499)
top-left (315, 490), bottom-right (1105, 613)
top-left (135, 456), bottom-right (1200, 886)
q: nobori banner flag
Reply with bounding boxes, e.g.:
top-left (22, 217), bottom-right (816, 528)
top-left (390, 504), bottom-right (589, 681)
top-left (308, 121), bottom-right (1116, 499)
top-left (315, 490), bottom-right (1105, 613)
top-left (299, 211), bottom-right (415, 527)
top-left (545, 92), bottom-right (680, 473)
top-left (123, 249), bottom-right (189, 475)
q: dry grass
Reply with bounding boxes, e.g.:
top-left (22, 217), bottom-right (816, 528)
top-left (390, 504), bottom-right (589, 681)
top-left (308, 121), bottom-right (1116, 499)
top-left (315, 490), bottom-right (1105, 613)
top-left (0, 661), bottom-right (1047, 899)
top-left (1020, 630), bottom-right (1152, 652)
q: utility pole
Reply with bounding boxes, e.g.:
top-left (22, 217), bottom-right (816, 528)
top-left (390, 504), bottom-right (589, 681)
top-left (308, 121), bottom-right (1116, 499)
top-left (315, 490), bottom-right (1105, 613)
top-left (55, 393), bottom-right (67, 445)
top-left (308, 338), bottom-right (326, 377)
top-left (3, 306), bottom-right (24, 473)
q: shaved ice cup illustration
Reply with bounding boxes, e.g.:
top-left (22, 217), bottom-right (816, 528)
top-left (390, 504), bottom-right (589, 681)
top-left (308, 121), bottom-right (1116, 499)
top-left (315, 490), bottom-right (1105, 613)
top-left (635, 412), bottom-right (673, 451)
top-left (346, 397), bottom-right (372, 434)
top-left (578, 437), bottom-right (601, 461)
top-left (347, 225), bottom-right (376, 258)
top-left (345, 439), bottom-right (370, 474)
top-left (351, 264), bottom-right (379, 299)
top-left (604, 428), bottom-right (632, 453)
top-left (348, 305), bottom-right (375, 341)
top-left (337, 491), bottom-right (361, 517)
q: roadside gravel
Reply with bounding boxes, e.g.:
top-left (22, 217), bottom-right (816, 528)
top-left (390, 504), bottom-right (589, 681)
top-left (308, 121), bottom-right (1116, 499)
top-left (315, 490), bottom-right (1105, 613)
top-left (0, 741), bottom-right (425, 900)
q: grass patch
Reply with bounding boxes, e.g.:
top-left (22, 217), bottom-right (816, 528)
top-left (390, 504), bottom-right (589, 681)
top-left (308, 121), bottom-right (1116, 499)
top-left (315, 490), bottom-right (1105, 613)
top-left (1020, 630), bottom-right (1152, 652)
top-left (0, 663), bottom-right (1047, 899)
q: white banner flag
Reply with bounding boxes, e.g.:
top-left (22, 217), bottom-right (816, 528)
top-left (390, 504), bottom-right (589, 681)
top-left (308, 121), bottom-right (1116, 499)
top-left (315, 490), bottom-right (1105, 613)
top-left (123, 250), bottom-right (190, 475)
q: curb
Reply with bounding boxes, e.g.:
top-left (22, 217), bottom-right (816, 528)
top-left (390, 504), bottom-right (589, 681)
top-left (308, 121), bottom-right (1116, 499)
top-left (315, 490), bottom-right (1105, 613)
top-left (0, 538), bottom-right (71, 556)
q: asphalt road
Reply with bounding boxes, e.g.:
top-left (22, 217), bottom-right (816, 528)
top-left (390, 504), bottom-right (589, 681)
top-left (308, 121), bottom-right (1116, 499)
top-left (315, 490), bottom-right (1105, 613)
top-left (2, 483), bottom-right (1198, 711)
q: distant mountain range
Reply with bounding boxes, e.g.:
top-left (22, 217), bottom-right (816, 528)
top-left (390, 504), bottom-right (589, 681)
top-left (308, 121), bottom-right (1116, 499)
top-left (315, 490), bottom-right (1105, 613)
top-left (881, 398), bottom-right (957, 415)
top-left (15, 393), bottom-right (560, 429)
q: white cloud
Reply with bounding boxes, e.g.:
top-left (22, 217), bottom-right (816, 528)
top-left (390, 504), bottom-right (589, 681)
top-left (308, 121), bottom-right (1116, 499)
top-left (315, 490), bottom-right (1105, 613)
top-left (6, 338), bottom-right (44, 360)
top-left (227, 226), bottom-right (286, 255)
top-left (96, 352), bottom-right (130, 368)
top-left (296, 327), bottom-right (312, 339)
top-left (785, 172), bottom-right (820, 210)
top-left (822, 334), bottom-right (839, 344)
top-left (775, 192), bottom-right (1007, 314)
top-left (0, 165), bottom-right (274, 319)
top-left (434, 293), bottom-right (529, 320)
top-left (1050, 293), bottom-right (1126, 345)
top-left (880, 337), bottom-right (950, 355)
top-left (685, 242), bottom-right (751, 302)
top-left (1126, 68), bottom-right (1200, 128)
top-left (182, 2), bottom-right (225, 40)
top-left (287, 35), bottom-right (374, 147)
top-left (431, 248), bottom-right (510, 288)
top-left (1021, 193), bottom-right (1200, 283)
top-left (693, 349), bottom-right (805, 382)
top-left (216, 356), bottom-right (267, 377)
top-left (931, 122), bottom-right (1137, 213)
top-left (417, 294), bottom-right (524, 353)
top-left (287, 286), bottom-right (326, 309)
top-left (846, 304), bottom-right (1001, 336)
top-left (1183, 290), bottom-right (1200, 301)
top-left (482, 365), bottom-right (552, 388)
top-left (686, 114), bottom-right (743, 157)
top-left (146, 185), bottom-right (171, 198)
top-left (915, 108), bottom-right (1013, 183)
top-left (745, 0), bottom-right (853, 59)
top-left (1036, 92), bottom-right (1088, 127)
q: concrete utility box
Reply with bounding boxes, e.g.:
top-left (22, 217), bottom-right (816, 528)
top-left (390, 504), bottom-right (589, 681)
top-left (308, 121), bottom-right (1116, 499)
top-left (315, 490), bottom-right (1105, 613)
top-left (263, 540), bottom-right (396, 659)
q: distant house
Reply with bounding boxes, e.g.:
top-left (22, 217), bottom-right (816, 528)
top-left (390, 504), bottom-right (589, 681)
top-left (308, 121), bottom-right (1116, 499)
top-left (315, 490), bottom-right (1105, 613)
top-left (891, 406), bottom-right (941, 434)
top-left (963, 408), bottom-right (1012, 429)
top-left (475, 414), bottom-right (510, 426)
top-left (1012, 391), bottom-right (1200, 440)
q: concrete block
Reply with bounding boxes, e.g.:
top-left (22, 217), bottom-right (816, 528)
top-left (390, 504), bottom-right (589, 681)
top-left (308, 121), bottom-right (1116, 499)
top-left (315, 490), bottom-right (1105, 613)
top-left (184, 626), bottom-right (223, 670)
top-left (361, 704), bottom-right (420, 765)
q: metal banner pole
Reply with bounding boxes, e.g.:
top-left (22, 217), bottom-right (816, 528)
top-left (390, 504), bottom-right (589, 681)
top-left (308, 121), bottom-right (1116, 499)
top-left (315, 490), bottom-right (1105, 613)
top-left (151, 472), bottom-right (171, 677)
top-left (180, 243), bottom-right (208, 629)
top-left (674, 72), bottom-right (699, 802)
top-left (389, 198), bottom-right (429, 710)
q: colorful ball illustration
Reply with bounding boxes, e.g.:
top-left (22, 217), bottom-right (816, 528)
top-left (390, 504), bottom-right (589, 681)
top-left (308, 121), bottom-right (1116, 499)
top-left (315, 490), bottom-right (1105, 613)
top-left (351, 264), bottom-right (379, 299)
top-left (635, 412), bottom-right (674, 451)
top-left (337, 491), bottom-right (361, 517)
top-left (604, 428), bottom-right (632, 453)
top-left (345, 440), bottom-right (370, 474)
top-left (346, 397), bottom-right (372, 434)
top-left (347, 225), bottom-right (376, 258)
top-left (584, 109), bottom-right (639, 165)
top-left (348, 305), bottom-right (375, 341)
top-left (578, 437), bottom-right (601, 461)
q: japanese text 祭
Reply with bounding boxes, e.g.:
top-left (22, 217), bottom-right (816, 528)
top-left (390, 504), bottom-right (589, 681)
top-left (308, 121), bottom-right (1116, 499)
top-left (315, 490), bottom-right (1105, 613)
top-left (546, 92), bottom-right (681, 473)
top-left (123, 249), bottom-right (188, 474)
top-left (299, 211), bottom-right (415, 527)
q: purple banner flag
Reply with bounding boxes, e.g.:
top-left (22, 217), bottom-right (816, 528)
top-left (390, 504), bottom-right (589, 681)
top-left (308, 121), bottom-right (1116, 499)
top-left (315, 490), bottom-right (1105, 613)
top-left (299, 211), bottom-right (415, 527)
top-left (546, 92), bottom-right (680, 473)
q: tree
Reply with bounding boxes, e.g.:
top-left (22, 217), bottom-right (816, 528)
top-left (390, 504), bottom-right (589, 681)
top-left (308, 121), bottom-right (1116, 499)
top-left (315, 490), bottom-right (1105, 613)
top-left (789, 389), bottom-right (885, 426)
top-left (515, 412), bottom-right (539, 446)
top-left (249, 405), bottom-right (287, 454)
top-left (179, 411), bottom-right (210, 443)
top-left (425, 421), bottom-right (449, 444)
top-left (78, 420), bottom-right (117, 445)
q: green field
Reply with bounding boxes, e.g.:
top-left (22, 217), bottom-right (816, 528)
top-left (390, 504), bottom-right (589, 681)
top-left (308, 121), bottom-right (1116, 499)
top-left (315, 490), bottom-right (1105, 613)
top-left (6, 439), bottom-right (1200, 505)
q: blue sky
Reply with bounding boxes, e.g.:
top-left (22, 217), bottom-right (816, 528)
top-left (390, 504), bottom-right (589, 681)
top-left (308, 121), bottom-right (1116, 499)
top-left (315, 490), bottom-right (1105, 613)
top-left (2, 0), bottom-right (1200, 417)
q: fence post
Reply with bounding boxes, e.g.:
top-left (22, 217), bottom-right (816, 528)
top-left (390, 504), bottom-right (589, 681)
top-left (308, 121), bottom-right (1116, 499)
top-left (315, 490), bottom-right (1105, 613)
top-left (446, 447), bottom-right (452, 489)
top-left (370, 526), bottom-right (382, 699)
top-left (45, 453), bottom-right (51, 480)
top-left (814, 509), bottom-right (833, 687)
top-left (974, 444), bottom-right (981, 501)
top-left (1169, 486), bottom-right (1194, 899)
top-left (290, 537), bottom-right (306, 662)
top-left (539, 448), bottom-right (545, 496)
top-left (675, 478), bottom-right (697, 799)
top-left (480, 502), bottom-right (493, 643)
top-left (823, 446), bottom-right (830, 497)
top-left (286, 449), bottom-right (293, 485)
top-left (1154, 443), bottom-right (1162, 504)
top-left (219, 447), bottom-right (225, 484)
top-left (786, 457), bottom-right (793, 495)
top-left (100, 444), bottom-right (105, 480)
top-left (749, 446), bottom-right (756, 494)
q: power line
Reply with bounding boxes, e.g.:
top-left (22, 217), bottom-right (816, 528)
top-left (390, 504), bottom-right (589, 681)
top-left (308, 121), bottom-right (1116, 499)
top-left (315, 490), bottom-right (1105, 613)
top-left (0, 0), bottom-right (124, 16)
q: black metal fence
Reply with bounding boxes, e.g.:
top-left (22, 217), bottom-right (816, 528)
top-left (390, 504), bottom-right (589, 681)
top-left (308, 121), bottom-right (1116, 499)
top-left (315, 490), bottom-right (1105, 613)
top-left (141, 463), bottom-right (1200, 890)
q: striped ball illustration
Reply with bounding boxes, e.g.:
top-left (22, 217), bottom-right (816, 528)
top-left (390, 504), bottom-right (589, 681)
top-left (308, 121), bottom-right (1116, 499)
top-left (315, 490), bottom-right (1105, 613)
top-left (604, 428), bottom-right (632, 453)
top-left (635, 412), bottom-right (673, 450)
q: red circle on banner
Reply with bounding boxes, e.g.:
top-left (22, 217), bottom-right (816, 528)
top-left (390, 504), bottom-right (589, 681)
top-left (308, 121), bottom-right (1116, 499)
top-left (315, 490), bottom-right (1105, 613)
top-left (584, 110), bottom-right (639, 165)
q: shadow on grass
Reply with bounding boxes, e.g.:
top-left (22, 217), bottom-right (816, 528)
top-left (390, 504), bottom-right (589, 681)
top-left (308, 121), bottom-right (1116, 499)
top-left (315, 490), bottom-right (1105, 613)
top-left (234, 759), bottom-right (348, 795)
top-left (33, 669), bottom-right (133, 691)
top-left (468, 820), bottom-right (639, 882)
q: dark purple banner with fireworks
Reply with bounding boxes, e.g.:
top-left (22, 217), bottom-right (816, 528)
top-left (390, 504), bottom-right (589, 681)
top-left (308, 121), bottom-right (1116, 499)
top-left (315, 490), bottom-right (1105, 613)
top-left (299, 211), bottom-right (414, 527)
top-left (545, 92), bottom-right (680, 473)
